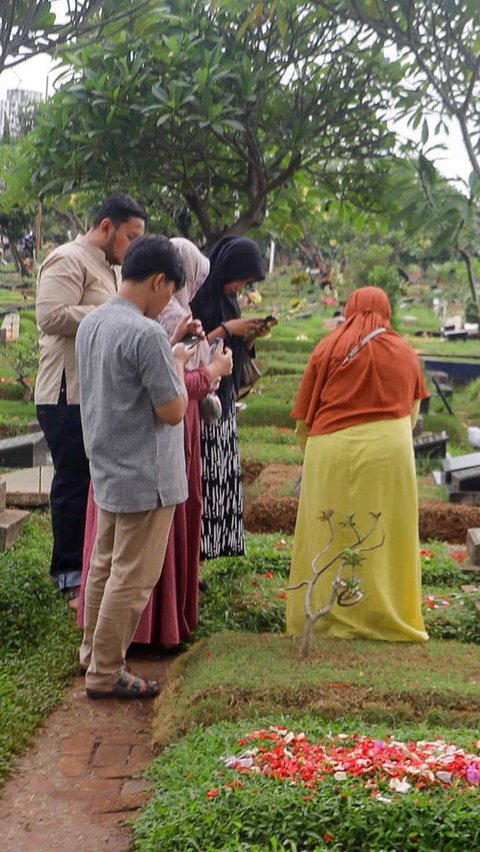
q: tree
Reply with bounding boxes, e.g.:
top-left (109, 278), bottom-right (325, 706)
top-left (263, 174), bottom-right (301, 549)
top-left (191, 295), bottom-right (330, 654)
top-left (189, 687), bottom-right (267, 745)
top-left (377, 154), bottom-right (480, 308)
top-left (0, 141), bottom-right (36, 275)
top-left (25, 0), bottom-right (396, 244)
top-left (1, 117), bottom-right (10, 145)
top-left (286, 510), bottom-right (384, 659)
top-left (317, 1), bottom-right (480, 180)
top-left (0, 0), bottom-right (153, 77)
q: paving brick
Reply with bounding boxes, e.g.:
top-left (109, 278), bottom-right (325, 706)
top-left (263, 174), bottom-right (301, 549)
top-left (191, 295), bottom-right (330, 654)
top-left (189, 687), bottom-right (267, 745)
top-left (128, 744), bottom-right (152, 770)
top-left (57, 756), bottom-right (87, 778)
top-left (55, 778), bottom-right (122, 801)
top-left (92, 792), bottom-right (151, 814)
top-left (92, 743), bottom-right (131, 767)
top-left (95, 765), bottom-right (135, 780)
top-left (121, 778), bottom-right (154, 796)
top-left (60, 735), bottom-right (98, 757)
top-left (90, 733), bottom-right (150, 746)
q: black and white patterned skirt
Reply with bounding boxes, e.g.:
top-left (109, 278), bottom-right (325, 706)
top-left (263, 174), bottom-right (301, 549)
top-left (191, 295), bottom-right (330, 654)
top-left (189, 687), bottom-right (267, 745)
top-left (200, 395), bottom-right (244, 560)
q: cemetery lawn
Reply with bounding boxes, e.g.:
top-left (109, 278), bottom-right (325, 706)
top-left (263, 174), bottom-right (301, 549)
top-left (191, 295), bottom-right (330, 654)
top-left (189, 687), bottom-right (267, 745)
top-left (151, 631), bottom-right (480, 750)
top-left (135, 636), bottom-right (480, 851)
top-left (0, 513), bottom-right (79, 782)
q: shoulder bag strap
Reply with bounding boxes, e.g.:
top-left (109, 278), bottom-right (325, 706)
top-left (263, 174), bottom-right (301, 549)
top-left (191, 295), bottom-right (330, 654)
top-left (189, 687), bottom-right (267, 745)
top-left (342, 326), bottom-right (387, 365)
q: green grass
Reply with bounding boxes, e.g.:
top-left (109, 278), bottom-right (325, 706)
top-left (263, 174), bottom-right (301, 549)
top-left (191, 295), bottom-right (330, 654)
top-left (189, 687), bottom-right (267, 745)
top-left (152, 631), bottom-right (480, 750)
top-left (0, 399), bottom-right (36, 437)
top-left (197, 534), bottom-right (479, 649)
top-left (239, 424), bottom-right (303, 466)
top-left (134, 716), bottom-right (480, 851)
top-left (0, 513), bottom-right (79, 782)
top-left (0, 286), bottom-right (34, 308)
top-left (409, 335), bottom-right (480, 357)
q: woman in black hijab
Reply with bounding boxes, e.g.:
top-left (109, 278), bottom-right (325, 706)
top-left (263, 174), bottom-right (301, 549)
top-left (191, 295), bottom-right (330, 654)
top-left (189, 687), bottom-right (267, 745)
top-left (190, 235), bottom-right (267, 559)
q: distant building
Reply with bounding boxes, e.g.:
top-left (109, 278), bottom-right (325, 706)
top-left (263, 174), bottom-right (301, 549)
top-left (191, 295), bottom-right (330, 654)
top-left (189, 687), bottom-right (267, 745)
top-left (0, 88), bottom-right (43, 139)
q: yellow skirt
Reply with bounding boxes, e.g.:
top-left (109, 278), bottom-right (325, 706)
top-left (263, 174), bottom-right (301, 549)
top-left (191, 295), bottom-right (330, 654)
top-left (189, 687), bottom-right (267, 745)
top-left (286, 417), bottom-right (428, 642)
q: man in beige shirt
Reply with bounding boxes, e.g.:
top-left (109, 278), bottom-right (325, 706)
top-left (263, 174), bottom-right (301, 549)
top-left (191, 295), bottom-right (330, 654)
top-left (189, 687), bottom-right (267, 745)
top-left (35, 194), bottom-right (146, 600)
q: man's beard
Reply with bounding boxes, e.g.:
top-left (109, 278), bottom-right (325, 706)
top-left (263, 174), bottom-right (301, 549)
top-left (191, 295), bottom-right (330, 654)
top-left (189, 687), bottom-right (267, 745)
top-left (104, 231), bottom-right (121, 265)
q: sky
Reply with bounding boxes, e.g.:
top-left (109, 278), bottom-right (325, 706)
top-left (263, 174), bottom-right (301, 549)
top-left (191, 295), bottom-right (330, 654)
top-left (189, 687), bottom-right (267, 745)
top-left (0, 48), bottom-right (473, 189)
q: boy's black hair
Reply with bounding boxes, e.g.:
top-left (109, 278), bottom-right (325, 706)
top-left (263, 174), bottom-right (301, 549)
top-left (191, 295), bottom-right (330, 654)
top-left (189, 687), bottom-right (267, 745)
top-left (122, 235), bottom-right (186, 290)
top-left (92, 194), bottom-right (147, 227)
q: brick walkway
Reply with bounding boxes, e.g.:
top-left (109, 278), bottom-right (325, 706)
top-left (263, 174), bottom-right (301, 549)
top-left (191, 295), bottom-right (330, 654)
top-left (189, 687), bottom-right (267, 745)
top-left (0, 655), bottom-right (172, 851)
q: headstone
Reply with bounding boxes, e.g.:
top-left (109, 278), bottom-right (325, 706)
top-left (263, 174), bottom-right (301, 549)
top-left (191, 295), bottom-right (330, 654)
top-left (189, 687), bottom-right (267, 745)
top-left (443, 452), bottom-right (480, 483)
top-left (443, 329), bottom-right (468, 341)
top-left (0, 478), bottom-right (30, 549)
top-left (427, 370), bottom-right (450, 384)
top-left (413, 431), bottom-right (449, 458)
top-left (0, 507), bottom-right (29, 550)
top-left (466, 528), bottom-right (480, 566)
top-left (442, 315), bottom-right (463, 332)
top-left (1, 312), bottom-right (20, 342)
top-left (451, 467), bottom-right (480, 492)
top-left (0, 432), bottom-right (49, 468)
top-left (2, 466), bottom-right (53, 508)
top-left (436, 383), bottom-right (453, 397)
top-left (449, 489), bottom-right (480, 506)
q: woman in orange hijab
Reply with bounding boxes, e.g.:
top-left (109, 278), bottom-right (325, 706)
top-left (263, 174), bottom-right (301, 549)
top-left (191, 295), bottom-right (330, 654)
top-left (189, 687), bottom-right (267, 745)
top-left (287, 286), bottom-right (429, 642)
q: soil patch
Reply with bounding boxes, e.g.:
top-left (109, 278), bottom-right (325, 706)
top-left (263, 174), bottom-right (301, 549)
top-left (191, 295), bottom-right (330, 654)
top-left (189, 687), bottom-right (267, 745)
top-left (243, 463), bottom-right (480, 542)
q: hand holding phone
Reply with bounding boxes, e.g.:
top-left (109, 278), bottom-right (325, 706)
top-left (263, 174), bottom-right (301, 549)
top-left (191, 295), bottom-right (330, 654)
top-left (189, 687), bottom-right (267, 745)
top-left (251, 315), bottom-right (278, 338)
top-left (181, 334), bottom-right (202, 349)
top-left (261, 314), bottom-right (278, 326)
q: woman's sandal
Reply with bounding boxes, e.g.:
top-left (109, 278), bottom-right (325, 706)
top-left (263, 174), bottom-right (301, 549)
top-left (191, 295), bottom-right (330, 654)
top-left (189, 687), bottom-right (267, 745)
top-left (86, 671), bottom-right (160, 700)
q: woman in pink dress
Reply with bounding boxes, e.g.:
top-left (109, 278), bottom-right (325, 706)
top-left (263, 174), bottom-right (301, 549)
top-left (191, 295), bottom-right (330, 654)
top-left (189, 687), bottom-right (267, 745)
top-left (77, 238), bottom-right (232, 648)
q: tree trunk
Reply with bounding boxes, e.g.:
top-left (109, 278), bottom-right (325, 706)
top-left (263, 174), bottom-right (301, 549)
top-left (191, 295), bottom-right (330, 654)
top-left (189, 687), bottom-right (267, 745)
top-left (457, 246), bottom-right (479, 309)
top-left (35, 201), bottom-right (43, 261)
top-left (9, 239), bottom-right (30, 278)
top-left (20, 378), bottom-right (33, 403)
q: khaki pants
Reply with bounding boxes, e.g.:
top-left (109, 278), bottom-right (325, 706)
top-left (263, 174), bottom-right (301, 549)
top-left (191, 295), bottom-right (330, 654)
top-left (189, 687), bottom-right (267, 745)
top-left (80, 504), bottom-right (174, 690)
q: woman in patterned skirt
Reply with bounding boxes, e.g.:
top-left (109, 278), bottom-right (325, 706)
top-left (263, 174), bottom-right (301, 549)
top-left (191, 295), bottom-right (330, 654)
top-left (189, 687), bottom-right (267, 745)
top-left (190, 236), bottom-right (267, 559)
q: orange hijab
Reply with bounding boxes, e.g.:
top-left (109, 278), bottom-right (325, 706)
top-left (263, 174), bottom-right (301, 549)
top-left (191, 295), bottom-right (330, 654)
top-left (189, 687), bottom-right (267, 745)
top-left (291, 286), bottom-right (429, 436)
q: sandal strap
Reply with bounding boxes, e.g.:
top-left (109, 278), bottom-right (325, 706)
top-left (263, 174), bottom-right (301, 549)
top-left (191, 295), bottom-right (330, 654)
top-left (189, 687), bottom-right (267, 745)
top-left (117, 672), bottom-right (158, 695)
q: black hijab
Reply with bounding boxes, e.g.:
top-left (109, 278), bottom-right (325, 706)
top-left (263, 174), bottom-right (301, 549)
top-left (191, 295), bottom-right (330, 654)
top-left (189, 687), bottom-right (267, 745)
top-left (190, 235), bottom-right (266, 407)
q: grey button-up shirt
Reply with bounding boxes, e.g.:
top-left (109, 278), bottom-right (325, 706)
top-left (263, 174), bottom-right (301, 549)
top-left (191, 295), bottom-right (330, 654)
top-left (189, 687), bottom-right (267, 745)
top-left (76, 297), bottom-right (187, 512)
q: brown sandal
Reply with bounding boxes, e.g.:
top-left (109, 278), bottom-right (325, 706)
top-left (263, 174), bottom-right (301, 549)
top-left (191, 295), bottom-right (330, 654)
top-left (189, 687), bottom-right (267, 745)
top-left (86, 671), bottom-right (160, 700)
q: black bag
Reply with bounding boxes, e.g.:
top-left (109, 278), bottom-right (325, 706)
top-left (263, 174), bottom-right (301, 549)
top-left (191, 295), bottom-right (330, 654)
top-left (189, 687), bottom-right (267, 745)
top-left (237, 350), bottom-right (262, 400)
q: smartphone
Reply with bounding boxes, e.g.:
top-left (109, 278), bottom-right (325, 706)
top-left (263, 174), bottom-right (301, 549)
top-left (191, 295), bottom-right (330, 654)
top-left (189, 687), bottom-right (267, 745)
top-left (182, 334), bottom-right (202, 348)
top-left (210, 336), bottom-right (223, 354)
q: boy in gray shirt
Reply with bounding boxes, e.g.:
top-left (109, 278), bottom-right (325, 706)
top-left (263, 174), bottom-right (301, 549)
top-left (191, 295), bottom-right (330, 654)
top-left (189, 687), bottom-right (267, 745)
top-left (76, 235), bottom-right (193, 699)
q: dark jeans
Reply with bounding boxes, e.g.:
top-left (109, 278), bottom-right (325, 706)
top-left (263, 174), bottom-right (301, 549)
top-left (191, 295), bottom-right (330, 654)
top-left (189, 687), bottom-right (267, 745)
top-left (36, 400), bottom-right (90, 592)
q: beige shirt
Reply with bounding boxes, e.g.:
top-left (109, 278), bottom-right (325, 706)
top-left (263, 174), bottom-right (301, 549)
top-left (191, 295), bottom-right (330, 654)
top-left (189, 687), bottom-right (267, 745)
top-left (34, 235), bottom-right (120, 405)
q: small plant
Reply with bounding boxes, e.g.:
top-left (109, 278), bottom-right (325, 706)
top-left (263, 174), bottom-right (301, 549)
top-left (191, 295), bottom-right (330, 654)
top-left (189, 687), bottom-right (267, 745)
top-left (290, 270), bottom-right (311, 293)
top-left (286, 511), bottom-right (384, 658)
top-left (1, 336), bottom-right (38, 401)
top-left (465, 297), bottom-right (480, 324)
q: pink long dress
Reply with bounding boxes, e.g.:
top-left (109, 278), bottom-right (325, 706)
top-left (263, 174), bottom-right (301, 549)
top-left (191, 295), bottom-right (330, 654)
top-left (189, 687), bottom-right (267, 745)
top-left (77, 368), bottom-right (211, 646)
